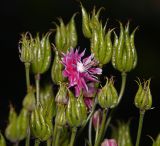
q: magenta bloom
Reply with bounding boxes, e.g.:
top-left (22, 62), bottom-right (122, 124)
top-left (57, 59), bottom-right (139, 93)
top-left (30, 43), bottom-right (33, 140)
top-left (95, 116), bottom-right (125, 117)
top-left (101, 139), bottom-right (118, 146)
top-left (62, 48), bottom-right (102, 97)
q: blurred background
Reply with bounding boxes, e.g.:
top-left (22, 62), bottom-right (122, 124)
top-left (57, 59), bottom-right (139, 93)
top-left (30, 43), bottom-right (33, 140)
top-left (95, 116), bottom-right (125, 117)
top-left (0, 0), bottom-right (160, 145)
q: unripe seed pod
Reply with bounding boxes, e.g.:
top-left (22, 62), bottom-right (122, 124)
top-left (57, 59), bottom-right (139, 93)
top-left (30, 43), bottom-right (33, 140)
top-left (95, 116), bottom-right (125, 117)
top-left (0, 133), bottom-right (6, 146)
top-left (134, 79), bottom-right (152, 111)
top-left (31, 32), bottom-right (51, 74)
top-left (51, 50), bottom-right (65, 84)
top-left (98, 77), bottom-right (118, 109)
top-left (19, 32), bottom-right (33, 63)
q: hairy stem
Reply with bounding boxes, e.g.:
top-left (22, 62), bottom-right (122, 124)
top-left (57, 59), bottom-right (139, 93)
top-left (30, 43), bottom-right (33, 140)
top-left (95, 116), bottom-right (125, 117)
top-left (35, 74), bottom-right (40, 106)
top-left (89, 117), bottom-right (93, 146)
top-left (69, 127), bottom-right (77, 146)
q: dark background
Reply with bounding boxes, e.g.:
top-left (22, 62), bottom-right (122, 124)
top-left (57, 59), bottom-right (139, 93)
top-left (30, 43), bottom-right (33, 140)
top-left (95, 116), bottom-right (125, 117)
top-left (0, 0), bottom-right (160, 145)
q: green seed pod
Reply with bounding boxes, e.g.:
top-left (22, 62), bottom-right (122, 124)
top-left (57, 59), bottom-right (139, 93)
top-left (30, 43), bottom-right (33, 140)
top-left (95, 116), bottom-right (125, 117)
top-left (98, 77), bottom-right (118, 109)
top-left (67, 13), bottom-right (78, 48)
top-left (55, 83), bottom-right (68, 104)
top-left (19, 32), bottom-right (33, 63)
top-left (55, 25), bottom-right (63, 51)
top-left (0, 133), bottom-right (6, 146)
top-left (16, 108), bottom-right (29, 140)
top-left (31, 32), bottom-right (51, 74)
top-left (5, 107), bottom-right (18, 142)
top-left (23, 86), bottom-right (36, 111)
top-left (51, 50), bottom-right (65, 84)
top-left (30, 106), bottom-right (52, 141)
top-left (112, 22), bottom-right (138, 72)
top-left (66, 90), bottom-right (87, 127)
top-left (81, 4), bottom-right (92, 38)
top-left (112, 121), bottom-right (133, 146)
top-left (153, 134), bottom-right (160, 146)
top-left (134, 79), bottom-right (152, 111)
top-left (55, 105), bottom-right (67, 127)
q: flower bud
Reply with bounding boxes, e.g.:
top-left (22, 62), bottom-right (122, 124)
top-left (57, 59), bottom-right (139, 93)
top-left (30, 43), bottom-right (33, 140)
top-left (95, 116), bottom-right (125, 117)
top-left (19, 32), bottom-right (33, 63)
top-left (55, 105), bottom-right (67, 127)
top-left (92, 109), bottom-right (102, 130)
top-left (98, 77), bottom-right (118, 109)
top-left (30, 106), bottom-right (52, 141)
top-left (23, 86), bottom-right (36, 111)
top-left (153, 134), bottom-right (160, 146)
top-left (31, 32), bottom-right (51, 74)
top-left (112, 22), bottom-right (138, 72)
top-left (112, 121), bottom-right (133, 146)
top-left (134, 79), bottom-right (152, 111)
top-left (0, 133), bottom-right (6, 146)
top-left (66, 90), bottom-right (87, 127)
top-left (101, 139), bottom-right (118, 146)
top-left (84, 97), bottom-right (93, 111)
top-left (51, 50), bottom-right (66, 84)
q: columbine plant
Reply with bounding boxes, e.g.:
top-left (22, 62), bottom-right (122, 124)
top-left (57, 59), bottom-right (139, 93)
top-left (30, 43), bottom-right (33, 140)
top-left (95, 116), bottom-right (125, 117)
top-left (0, 3), bottom-right (158, 146)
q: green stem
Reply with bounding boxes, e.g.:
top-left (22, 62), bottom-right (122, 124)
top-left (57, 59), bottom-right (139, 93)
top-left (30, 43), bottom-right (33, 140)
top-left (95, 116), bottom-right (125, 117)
top-left (55, 128), bottom-right (61, 146)
top-left (34, 139), bottom-right (40, 146)
top-left (135, 110), bottom-right (145, 146)
top-left (118, 72), bottom-right (127, 104)
top-left (35, 74), bottom-right (40, 106)
top-left (94, 109), bottom-right (108, 146)
top-left (47, 138), bottom-right (52, 146)
top-left (89, 117), bottom-right (93, 146)
top-left (69, 127), bottom-right (77, 146)
top-left (25, 127), bottom-right (30, 146)
top-left (25, 63), bottom-right (30, 92)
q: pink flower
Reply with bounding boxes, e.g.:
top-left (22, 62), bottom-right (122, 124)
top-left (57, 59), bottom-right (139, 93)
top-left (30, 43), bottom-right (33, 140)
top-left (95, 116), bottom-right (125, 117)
top-left (84, 97), bottom-right (93, 111)
top-left (62, 48), bottom-right (102, 97)
top-left (92, 109), bottom-right (102, 129)
top-left (101, 139), bottom-right (118, 146)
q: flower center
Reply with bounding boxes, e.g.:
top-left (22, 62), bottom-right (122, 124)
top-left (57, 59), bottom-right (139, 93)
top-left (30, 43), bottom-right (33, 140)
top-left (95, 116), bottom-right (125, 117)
top-left (77, 61), bottom-right (86, 73)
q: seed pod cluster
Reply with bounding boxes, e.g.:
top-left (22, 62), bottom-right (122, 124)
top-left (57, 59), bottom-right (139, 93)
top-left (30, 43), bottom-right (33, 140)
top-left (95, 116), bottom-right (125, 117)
top-left (134, 79), bottom-right (152, 111)
top-left (5, 107), bottom-right (29, 142)
top-left (51, 50), bottom-right (66, 84)
top-left (66, 90), bottom-right (87, 127)
top-left (19, 32), bottom-right (33, 63)
top-left (112, 121), bottom-right (133, 146)
top-left (31, 32), bottom-right (51, 74)
top-left (55, 14), bottom-right (77, 53)
top-left (91, 23), bottom-right (113, 65)
top-left (98, 77), bottom-right (118, 109)
top-left (153, 134), bottom-right (160, 146)
top-left (30, 106), bottom-right (53, 141)
top-left (112, 22), bottom-right (138, 72)
top-left (0, 132), bottom-right (6, 146)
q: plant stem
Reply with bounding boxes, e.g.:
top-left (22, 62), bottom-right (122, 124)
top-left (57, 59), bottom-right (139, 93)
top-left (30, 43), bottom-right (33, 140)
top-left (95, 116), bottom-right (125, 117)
top-left (89, 117), bottom-right (93, 146)
top-left (25, 63), bottom-right (30, 92)
top-left (118, 72), bottom-right (127, 104)
top-left (135, 110), bottom-right (145, 146)
top-left (25, 127), bottom-right (30, 146)
top-left (55, 128), bottom-right (61, 146)
top-left (35, 74), bottom-right (40, 106)
top-left (47, 138), bottom-right (51, 146)
top-left (94, 109), bottom-right (108, 146)
top-left (34, 139), bottom-right (40, 146)
top-left (13, 142), bottom-right (19, 146)
top-left (69, 127), bottom-right (77, 146)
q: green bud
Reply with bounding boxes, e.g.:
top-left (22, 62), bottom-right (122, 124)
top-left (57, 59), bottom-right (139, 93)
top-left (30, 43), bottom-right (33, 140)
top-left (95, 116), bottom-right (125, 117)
top-left (30, 106), bottom-right (52, 141)
top-left (98, 77), bottom-right (118, 109)
top-left (0, 133), bottom-right (6, 146)
top-left (23, 86), bottom-right (36, 111)
top-left (134, 79), bottom-right (152, 111)
top-left (66, 90), bottom-right (87, 127)
top-left (112, 121), bottom-right (133, 146)
top-left (55, 83), bottom-right (68, 104)
top-left (153, 134), bottom-right (160, 146)
top-left (19, 32), bottom-right (33, 63)
top-left (51, 50), bottom-right (65, 84)
top-left (55, 105), bottom-right (67, 127)
top-left (31, 32), bottom-right (51, 74)
top-left (112, 22), bottom-right (138, 72)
